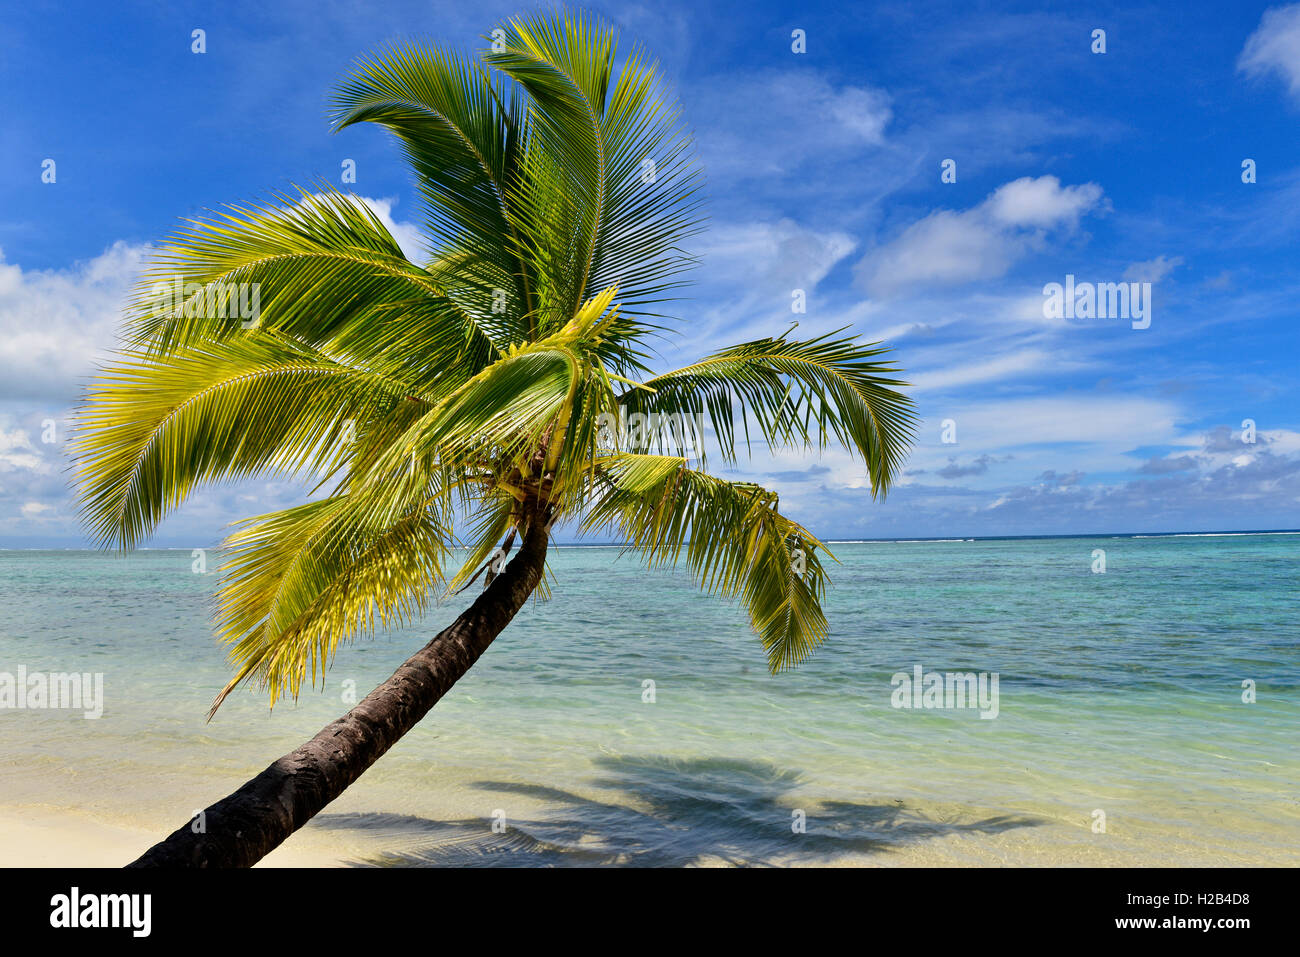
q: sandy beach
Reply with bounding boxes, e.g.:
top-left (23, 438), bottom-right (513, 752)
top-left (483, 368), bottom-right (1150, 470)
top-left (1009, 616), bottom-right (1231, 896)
top-left (0, 805), bottom-right (340, 868)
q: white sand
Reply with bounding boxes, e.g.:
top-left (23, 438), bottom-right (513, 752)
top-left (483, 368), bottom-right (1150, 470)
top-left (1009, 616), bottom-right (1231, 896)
top-left (0, 804), bottom-right (345, 868)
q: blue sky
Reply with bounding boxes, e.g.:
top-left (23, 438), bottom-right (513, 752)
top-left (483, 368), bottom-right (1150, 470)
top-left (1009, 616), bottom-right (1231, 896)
top-left (1, 0), bottom-right (1298, 546)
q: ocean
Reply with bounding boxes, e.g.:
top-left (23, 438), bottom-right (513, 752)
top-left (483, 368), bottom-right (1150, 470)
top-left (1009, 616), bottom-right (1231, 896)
top-left (1, 533), bottom-right (1297, 866)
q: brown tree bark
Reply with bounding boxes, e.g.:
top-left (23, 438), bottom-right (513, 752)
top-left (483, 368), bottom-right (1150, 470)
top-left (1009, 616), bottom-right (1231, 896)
top-left (127, 521), bottom-right (549, 868)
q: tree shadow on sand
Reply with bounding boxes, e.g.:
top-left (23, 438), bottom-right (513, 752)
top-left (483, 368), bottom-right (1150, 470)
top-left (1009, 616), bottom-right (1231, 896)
top-left (314, 754), bottom-right (1045, 867)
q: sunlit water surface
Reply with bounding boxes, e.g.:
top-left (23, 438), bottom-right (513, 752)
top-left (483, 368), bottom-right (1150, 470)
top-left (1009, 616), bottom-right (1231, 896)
top-left (1, 534), bottom-right (1296, 866)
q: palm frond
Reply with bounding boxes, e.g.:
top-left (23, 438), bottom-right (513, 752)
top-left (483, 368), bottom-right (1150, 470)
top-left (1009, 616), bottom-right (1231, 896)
top-left (582, 453), bottom-right (832, 671)
top-left (128, 188), bottom-right (502, 392)
top-left (72, 335), bottom-right (410, 550)
top-left (622, 329), bottom-right (916, 494)
top-left (210, 481), bottom-right (451, 715)
top-left (331, 47), bottom-right (537, 339)
top-left (485, 13), bottom-right (704, 354)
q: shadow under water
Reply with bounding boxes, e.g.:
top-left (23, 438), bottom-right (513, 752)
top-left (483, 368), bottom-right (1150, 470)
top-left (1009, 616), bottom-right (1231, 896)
top-left (313, 755), bottom-right (1044, 867)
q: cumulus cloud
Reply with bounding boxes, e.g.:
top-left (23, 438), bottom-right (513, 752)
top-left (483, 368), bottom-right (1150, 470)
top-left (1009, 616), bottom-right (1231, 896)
top-left (353, 196), bottom-right (429, 263)
top-left (0, 198), bottom-right (431, 543)
top-left (1202, 424), bottom-right (1262, 453)
top-left (855, 176), bottom-right (1104, 297)
top-left (1238, 4), bottom-right (1300, 101)
top-left (0, 241), bottom-right (148, 404)
top-left (983, 175), bottom-right (1102, 229)
top-left (0, 412), bottom-right (75, 538)
top-left (0, 427), bottom-right (50, 473)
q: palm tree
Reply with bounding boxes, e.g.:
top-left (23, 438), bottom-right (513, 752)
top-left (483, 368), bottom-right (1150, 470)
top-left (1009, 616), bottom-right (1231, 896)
top-left (73, 11), bottom-right (915, 867)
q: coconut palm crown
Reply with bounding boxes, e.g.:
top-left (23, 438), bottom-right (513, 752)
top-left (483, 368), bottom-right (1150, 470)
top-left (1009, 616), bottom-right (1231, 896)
top-left (73, 11), bottom-right (916, 719)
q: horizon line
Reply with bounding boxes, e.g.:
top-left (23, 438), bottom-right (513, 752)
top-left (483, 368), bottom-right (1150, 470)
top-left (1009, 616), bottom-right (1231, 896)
top-left (3, 527), bottom-right (1299, 551)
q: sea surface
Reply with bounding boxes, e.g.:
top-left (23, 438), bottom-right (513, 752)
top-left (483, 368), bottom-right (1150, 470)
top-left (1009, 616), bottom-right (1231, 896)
top-left (1, 533), bottom-right (1297, 866)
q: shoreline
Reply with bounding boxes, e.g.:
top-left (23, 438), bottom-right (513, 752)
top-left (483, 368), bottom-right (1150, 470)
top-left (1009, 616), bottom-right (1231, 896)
top-left (1, 800), bottom-right (1289, 868)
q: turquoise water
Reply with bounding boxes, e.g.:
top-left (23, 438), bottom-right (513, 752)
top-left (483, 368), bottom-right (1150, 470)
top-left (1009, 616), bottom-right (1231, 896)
top-left (1, 534), bottom-right (1297, 866)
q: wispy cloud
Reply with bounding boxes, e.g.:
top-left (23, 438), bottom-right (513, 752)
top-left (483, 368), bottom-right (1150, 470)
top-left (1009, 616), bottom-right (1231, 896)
top-left (1238, 4), bottom-right (1300, 102)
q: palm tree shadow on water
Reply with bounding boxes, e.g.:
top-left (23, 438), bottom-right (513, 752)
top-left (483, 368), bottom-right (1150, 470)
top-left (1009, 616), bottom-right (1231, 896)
top-left (313, 755), bottom-right (1045, 866)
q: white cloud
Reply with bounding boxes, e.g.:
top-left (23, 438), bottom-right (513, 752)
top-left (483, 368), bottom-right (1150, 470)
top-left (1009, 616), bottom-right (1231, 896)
top-left (1123, 255), bottom-right (1183, 283)
top-left (1238, 4), bottom-right (1300, 101)
top-left (861, 210), bottom-right (1012, 291)
top-left (984, 175), bottom-right (1102, 229)
top-left (744, 73), bottom-right (892, 147)
top-left (0, 241), bottom-right (148, 403)
top-left (855, 176), bottom-right (1104, 297)
top-left (825, 85), bottom-right (894, 144)
top-left (698, 219), bottom-right (856, 295)
top-left (1197, 424), bottom-right (1300, 469)
top-left (948, 395), bottom-right (1180, 450)
top-left (0, 198), bottom-right (428, 409)
top-left (717, 392), bottom-right (1190, 502)
top-left (0, 427), bottom-right (50, 473)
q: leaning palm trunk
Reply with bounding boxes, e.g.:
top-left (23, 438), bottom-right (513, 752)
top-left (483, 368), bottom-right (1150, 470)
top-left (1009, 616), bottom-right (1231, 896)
top-left (130, 524), bottom-right (547, 867)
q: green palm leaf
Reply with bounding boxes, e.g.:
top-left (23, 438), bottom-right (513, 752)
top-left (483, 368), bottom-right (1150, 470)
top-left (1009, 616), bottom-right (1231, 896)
top-left (211, 484), bottom-right (451, 714)
top-left (71, 334), bottom-right (410, 550)
top-left (582, 453), bottom-right (832, 671)
top-left (622, 329), bottom-right (915, 494)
